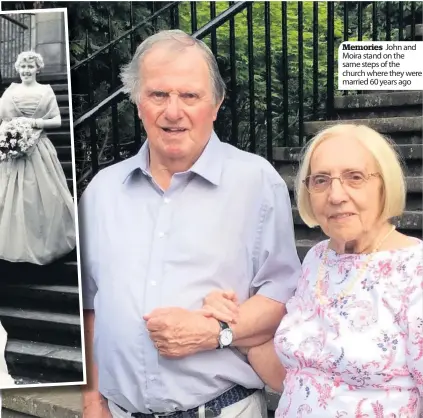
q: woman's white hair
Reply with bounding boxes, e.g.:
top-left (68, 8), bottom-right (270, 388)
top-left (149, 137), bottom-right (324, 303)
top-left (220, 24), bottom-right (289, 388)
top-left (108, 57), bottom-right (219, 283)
top-left (120, 29), bottom-right (226, 105)
top-left (14, 51), bottom-right (44, 72)
top-left (296, 123), bottom-right (406, 227)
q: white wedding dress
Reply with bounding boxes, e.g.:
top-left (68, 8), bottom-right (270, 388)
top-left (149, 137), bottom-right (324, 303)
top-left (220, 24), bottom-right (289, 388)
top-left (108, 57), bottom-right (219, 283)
top-left (0, 322), bottom-right (15, 387)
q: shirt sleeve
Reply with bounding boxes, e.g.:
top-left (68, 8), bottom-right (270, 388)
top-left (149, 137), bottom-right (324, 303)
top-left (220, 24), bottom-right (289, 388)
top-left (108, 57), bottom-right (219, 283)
top-left (78, 182), bottom-right (98, 310)
top-left (405, 259), bottom-right (423, 396)
top-left (250, 180), bottom-right (301, 304)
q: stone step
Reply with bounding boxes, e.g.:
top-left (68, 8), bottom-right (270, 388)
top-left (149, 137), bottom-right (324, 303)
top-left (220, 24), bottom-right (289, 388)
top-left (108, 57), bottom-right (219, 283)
top-left (292, 208), bottom-right (422, 229)
top-left (59, 106), bottom-right (70, 116)
top-left (67, 178), bottom-right (75, 192)
top-left (61, 161), bottom-right (73, 176)
top-left (303, 116), bottom-right (422, 140)
top-left (335, 91), bottom-right (422, 110)
top-left (1, 386), bottom-right (279, 418)
top-left (284, 175), bottom-right (422, 211)
top-left (274, 144), bottom-right (422, 177)
top-left (295, 238), bottom-right (320, 261)
top-left (0, 260), bottom-right (78, 286)
top-left (2, 386), bottom-right (83, 418)
top-left (55, 145), bottom-right (72, 159)
top-left (0, 285), bottom-right (80, 314)
top-left (6, 339), bottom-right (83, 383)
top-left (334, 91), bottom-right (422, 119)
top-left (51, 83), bottom-right (69, 94)
top-left (292, 209), bottom-right (422, 242)
top-left (2, 409), bottom-right (35, 417)
top-left (284, 174), bottom-right (422, 195)
top-left (48, 131), bottom-right (71, 145)
top-left (55, 94), bottom-right (69, 104)
top-left (0, 308), bottom-right (81, 347)
top-left (406, 24), bottom-right (423, 40)
top-left (46, 118), bottom-right (71, 130)
top-left (35, 73), bottom-right (68, 83)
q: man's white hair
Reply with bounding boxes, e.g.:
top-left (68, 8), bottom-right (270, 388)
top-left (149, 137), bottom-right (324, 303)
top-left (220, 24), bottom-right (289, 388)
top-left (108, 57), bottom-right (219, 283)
top-left (120, 29), bottom-right (226, 105)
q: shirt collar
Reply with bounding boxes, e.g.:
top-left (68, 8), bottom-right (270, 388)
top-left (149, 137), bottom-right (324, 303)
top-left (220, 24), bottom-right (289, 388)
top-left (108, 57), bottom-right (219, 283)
top-left (122, 131), bottom-right (224, 186)
top-left (189, 131), bottom-right (223, 186)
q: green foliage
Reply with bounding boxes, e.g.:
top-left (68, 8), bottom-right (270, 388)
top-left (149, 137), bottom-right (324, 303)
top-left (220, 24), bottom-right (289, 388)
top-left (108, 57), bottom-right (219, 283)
top-left (2, 1), bottom-right (419, 183)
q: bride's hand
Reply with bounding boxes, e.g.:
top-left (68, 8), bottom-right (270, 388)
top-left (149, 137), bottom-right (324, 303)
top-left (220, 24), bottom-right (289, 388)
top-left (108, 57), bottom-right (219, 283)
top-left (16, 117), bottom-right (35, 127)
top-left (197, 289), bottom-right (240, 324)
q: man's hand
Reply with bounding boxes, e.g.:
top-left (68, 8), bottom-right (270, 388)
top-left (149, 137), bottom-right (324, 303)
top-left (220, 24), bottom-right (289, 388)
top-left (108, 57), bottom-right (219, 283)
top-left (83, 398), bottom-right (112, 418)
top-left (143, 307), bottom-right (220, 358)
top-left (199, 289), bottom-right (240, 324)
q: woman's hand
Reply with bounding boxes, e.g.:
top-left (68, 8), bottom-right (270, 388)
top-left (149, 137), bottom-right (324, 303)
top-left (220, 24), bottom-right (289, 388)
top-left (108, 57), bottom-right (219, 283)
top-left (197, 289), bottom-right (240, 324)
top-left (15, 117), bottom-right (42, 128)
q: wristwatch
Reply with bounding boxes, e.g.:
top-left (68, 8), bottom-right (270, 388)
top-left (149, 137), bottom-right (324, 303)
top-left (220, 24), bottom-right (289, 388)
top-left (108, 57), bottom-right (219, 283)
top-left (217, 320), bottom-right (233, 349)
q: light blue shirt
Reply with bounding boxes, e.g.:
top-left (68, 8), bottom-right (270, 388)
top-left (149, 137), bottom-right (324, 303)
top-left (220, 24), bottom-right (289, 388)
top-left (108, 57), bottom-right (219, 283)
top-left (79, 132), bottom-right (301, 413)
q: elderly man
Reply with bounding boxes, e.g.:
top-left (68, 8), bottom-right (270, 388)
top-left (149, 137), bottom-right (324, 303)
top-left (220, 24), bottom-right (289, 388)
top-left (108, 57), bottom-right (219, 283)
top-left (80, 29), bottom-right (301, 418)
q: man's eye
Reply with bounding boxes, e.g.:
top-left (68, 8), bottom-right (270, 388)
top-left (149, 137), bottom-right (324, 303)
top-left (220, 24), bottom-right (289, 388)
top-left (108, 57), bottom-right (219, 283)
top-left (152, 92), bottom-right (167, 98)
top-left (181, 93), bottom-right (198, 100)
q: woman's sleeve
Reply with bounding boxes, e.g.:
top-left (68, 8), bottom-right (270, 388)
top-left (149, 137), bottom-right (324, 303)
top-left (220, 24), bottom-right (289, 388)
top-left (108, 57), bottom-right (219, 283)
top-left (405, 256), bottom-right (423, 395)
top-left (44, 84), bottom-right (61, 119)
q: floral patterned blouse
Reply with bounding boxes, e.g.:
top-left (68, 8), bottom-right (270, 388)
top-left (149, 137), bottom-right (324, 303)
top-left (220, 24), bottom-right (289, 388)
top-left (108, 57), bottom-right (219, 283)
top-left (274, 239), bottom-right (423, 417)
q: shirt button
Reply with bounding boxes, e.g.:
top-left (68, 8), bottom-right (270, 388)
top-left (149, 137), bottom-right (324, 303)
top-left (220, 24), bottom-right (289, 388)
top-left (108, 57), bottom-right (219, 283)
top-left (151, 281), bottom-right (157, 286)
top-left (163, 198), bottom-right (171, 204)
top-left (158, 232), bottom-right (165, 238)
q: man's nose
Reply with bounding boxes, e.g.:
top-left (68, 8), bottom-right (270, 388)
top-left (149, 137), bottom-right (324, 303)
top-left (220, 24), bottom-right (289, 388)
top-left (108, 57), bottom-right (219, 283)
top-left (164, 95), bottom-right (183, 121)
top-left (327, 177), bottom-right (348, 205)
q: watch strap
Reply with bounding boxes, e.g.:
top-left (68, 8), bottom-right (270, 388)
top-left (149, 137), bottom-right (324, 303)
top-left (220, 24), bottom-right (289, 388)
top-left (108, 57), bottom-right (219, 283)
top-left (217, 320), bottom-right (231, 349)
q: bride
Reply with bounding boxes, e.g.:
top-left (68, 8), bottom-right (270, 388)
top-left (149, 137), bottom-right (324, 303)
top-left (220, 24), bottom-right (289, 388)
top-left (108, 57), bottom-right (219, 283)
top-left (0, 51), bottom-right (75, 265)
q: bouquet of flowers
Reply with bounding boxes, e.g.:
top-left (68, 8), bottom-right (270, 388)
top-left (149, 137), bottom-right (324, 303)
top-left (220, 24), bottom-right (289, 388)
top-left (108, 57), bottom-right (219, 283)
top-left (0, 118), bottom-right (40, 161)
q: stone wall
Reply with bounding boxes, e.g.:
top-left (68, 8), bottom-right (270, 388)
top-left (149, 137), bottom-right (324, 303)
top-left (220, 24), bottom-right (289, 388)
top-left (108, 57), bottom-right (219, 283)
top-left (33, 11), bottom-right (67, 74)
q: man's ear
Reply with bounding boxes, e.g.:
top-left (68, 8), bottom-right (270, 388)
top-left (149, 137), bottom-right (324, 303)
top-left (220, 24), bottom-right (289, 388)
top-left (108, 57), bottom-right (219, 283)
top-left (213, 96), bottom-right (225, 121)
top-left (137, 102), bottom-right (143, 120)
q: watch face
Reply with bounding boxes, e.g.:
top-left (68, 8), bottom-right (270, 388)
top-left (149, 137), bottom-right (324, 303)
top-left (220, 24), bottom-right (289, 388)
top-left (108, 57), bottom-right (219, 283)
top-left (220, 328), bottom-right (233, 346)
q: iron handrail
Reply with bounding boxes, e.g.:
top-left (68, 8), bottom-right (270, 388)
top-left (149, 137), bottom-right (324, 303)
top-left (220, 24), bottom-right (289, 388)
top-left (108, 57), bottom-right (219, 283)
top-left (71, 2), bottom-right (178, 71)
top-left (74, 1), bottom-right (248, 128)
top-left (0, 14), bottom-right (29, 30)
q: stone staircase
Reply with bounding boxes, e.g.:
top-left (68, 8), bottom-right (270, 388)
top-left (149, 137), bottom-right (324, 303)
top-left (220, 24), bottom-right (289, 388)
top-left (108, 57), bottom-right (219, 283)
top-left (0, 74), bottom-right (82, 385)
top-left (274, 91), bottom-right (423, 264)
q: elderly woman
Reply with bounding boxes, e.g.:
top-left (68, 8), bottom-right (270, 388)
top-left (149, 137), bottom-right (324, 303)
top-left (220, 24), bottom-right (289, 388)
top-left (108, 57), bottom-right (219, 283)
top-left (0, 51), bottom-right (75, 265)
top-left (203, 124), bottom-right (422, 417)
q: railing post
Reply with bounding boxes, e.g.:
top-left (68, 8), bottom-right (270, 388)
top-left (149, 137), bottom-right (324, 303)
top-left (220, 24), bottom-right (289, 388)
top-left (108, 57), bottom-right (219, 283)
top-left (229, 1), bottom-right (238, 148)
top-left (209, 2), bottom-right (217, 56)
top-left (85, 30), bottom-right (98, 175)
top-left (372, 2), bottom-right (377, 41)
top-left (108, 16), bottom-right (120, 163)
top-left (386, 2), bottom-right (391, 41)
top-left (191, 2), bottom-right (198, 33)
top-left (313, 2), bottom-right (319, 117)
top-left (264, 2), bottom-right (273, 162)
top-left (298, 2), bottom-right (304, 147)
top-left (247, 3), bottom-right (255, 154)
top-left (398, 2), bottom-right (404, 41)
top-left (326, 2), bottom-right (335, 120)
top-left (282, 2), bottom-right (288, 147)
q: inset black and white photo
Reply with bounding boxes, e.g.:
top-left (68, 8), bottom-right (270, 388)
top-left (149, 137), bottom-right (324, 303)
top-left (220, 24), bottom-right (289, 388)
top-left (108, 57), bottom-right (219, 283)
top-left (0, 8), bottom-right (84, 388)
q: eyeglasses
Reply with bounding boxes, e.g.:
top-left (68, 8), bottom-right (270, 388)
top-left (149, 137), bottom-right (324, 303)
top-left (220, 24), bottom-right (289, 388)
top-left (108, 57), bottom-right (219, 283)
top-left (303, 171), bottom-right (380, 194)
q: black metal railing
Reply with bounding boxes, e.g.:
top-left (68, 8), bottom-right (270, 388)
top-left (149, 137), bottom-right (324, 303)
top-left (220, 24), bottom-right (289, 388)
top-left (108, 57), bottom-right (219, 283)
top-left (71, 1), bottom-right (420, 191)
top-left (0, 14), bottom-right (31, 82)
